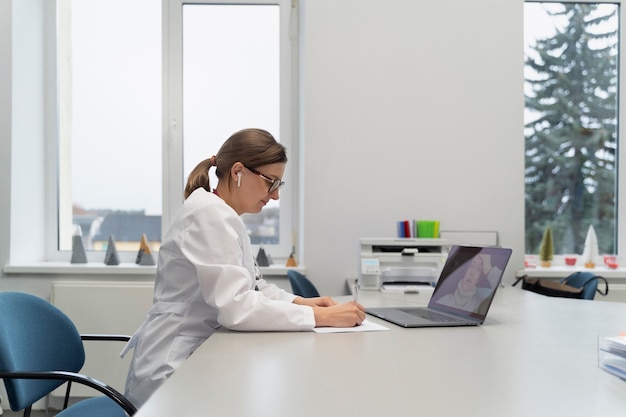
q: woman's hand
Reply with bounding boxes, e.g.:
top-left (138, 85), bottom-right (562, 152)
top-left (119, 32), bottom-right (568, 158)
top-left (312, 301), bottom-right (366, 327)
top-left (293, 296), bottom-right (337, 307)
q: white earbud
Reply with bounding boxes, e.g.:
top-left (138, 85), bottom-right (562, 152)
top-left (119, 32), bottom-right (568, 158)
top-left (237, 172), bottom-right (241, 187)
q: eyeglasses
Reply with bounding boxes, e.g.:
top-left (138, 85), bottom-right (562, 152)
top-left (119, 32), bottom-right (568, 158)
top-left (244, 164), bottom-right (285, 193)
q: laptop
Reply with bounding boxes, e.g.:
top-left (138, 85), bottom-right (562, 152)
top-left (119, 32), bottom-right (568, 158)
top-left (366, 245), bottom-right (512, 328)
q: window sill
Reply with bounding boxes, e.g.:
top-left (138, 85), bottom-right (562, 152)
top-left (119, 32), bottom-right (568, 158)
top-left (516, 265), bottom-right (626, 279)
top-left (3, 262), bottom-right (304, 277)
top-left (4, 262), bottom-right (157, 275)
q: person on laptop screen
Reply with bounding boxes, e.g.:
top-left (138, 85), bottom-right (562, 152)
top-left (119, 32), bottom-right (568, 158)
top-left (433, 253), bottom-right (503, 315)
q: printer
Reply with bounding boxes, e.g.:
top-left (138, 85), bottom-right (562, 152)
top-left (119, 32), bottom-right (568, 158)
top-left (358, 238), bottom-right (448, 290)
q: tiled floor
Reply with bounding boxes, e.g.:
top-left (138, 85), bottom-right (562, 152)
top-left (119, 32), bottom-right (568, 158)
top-left (1, 395), bottom-right (106, 416)
top-left (1, 411), bottom-right (55, 416)
top-left (1, 396), bottom-right (131, 416)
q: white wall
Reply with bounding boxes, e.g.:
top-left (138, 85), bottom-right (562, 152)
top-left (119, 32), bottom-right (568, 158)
top-left (299, 0), bottom-right (525, 295)
top-left (0, 0), bottom-right (12, 283)
top-left (0, 0), bottom-right (51, 302)
top-left (10, 0), bottom-right (47, 265)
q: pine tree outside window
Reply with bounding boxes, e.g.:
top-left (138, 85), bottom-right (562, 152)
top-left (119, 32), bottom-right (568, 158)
top-left (524, 1), bottom-right (619, 257)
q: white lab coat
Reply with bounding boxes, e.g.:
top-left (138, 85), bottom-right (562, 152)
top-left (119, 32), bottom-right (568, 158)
top-left (121, 188), bottom-right (315, 408)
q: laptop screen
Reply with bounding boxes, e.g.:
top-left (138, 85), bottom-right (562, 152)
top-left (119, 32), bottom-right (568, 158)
top-left (428, 245), bottom-right (512, 321)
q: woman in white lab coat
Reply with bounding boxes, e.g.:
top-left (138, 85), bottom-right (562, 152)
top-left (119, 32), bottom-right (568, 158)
top-left (122, 128), bottom-right (366, 408)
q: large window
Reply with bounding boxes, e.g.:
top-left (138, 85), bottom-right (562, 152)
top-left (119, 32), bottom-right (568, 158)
top-left (52, 0), bottom-right (296, 262)
top-left (524, 1), bottom-right (619, 257)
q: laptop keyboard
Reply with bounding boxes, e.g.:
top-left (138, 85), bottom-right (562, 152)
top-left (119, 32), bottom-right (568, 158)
top-left (402, 308), bottom-right (460, 323)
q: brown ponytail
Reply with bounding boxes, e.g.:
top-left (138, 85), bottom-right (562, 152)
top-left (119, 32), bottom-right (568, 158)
top-left (184, 158), bottom-right (214, 199)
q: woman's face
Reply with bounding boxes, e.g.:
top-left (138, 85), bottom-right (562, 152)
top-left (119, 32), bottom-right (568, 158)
top-left (460, 256), bottom-right (483, 291)
top-left (238, 162), bottom-right (286, 214)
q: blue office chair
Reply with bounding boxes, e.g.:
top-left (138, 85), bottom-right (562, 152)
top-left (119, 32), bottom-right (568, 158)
top-left (562, 271), bottom-right (609, 300)
top-left (0, 292), bottom-right (137, 417)
top-left (287, 270), bottom-right (321, 298)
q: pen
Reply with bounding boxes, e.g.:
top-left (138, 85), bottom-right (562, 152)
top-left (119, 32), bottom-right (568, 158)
top-left (353, 281), bottom-right (359, 303)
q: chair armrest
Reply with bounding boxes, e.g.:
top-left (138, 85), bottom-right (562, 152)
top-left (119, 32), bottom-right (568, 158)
top-left (81, 334), bottom-right (131, 342)
top-left (0, 370), bottom-right (137, 415)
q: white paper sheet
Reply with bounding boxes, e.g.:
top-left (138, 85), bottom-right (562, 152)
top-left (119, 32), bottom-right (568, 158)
top-left (313, 319), bottom-right (390, 333)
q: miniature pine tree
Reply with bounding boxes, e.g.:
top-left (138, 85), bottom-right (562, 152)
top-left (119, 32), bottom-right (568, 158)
top-left (539, 224), bottom-right (554, 267)
top-left (286, 252), bottom-right (298, 267)
top-left (70, 225), bottom-right (88, 264)
top-left (285, 245), bottom-right (297, 267)
top-left (581, 225), bottom-right (599, 268)
top-left (136, 233), bottom-right (156, 266)
top-left (256, 246), bottom-right (270, 267)
top-left (104, 235), bottom-right (120, 265)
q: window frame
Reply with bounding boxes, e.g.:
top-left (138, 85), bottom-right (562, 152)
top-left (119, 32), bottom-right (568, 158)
top-left (165, 0), bottom-right (298, 261)
top-left (42, 0), bottom-right (298, 263)
top-left (523, 0), bottom-right (626, 263)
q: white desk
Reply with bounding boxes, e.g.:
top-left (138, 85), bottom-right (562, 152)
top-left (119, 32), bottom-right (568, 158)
top-left (133, 287), bottom-right (626, 417)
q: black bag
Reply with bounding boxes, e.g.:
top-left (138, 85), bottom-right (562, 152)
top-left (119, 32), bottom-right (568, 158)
top-left (513, 273), bottom-right (609, 299)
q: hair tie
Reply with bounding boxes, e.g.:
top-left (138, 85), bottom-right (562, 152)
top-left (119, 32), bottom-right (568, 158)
top-left (209, 155), bottom-right (216, 166)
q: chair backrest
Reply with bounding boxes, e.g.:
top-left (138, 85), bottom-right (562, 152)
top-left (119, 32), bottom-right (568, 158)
top-left (563, 272), bottom-right (600, 300)
top-left (0, 292), bottom-right (86, 411)
top-left (287, 270), bottom-right (321, 298)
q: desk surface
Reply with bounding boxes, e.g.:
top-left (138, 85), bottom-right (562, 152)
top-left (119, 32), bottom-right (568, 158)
top-left (134, 287), bottom-right (626, 417)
